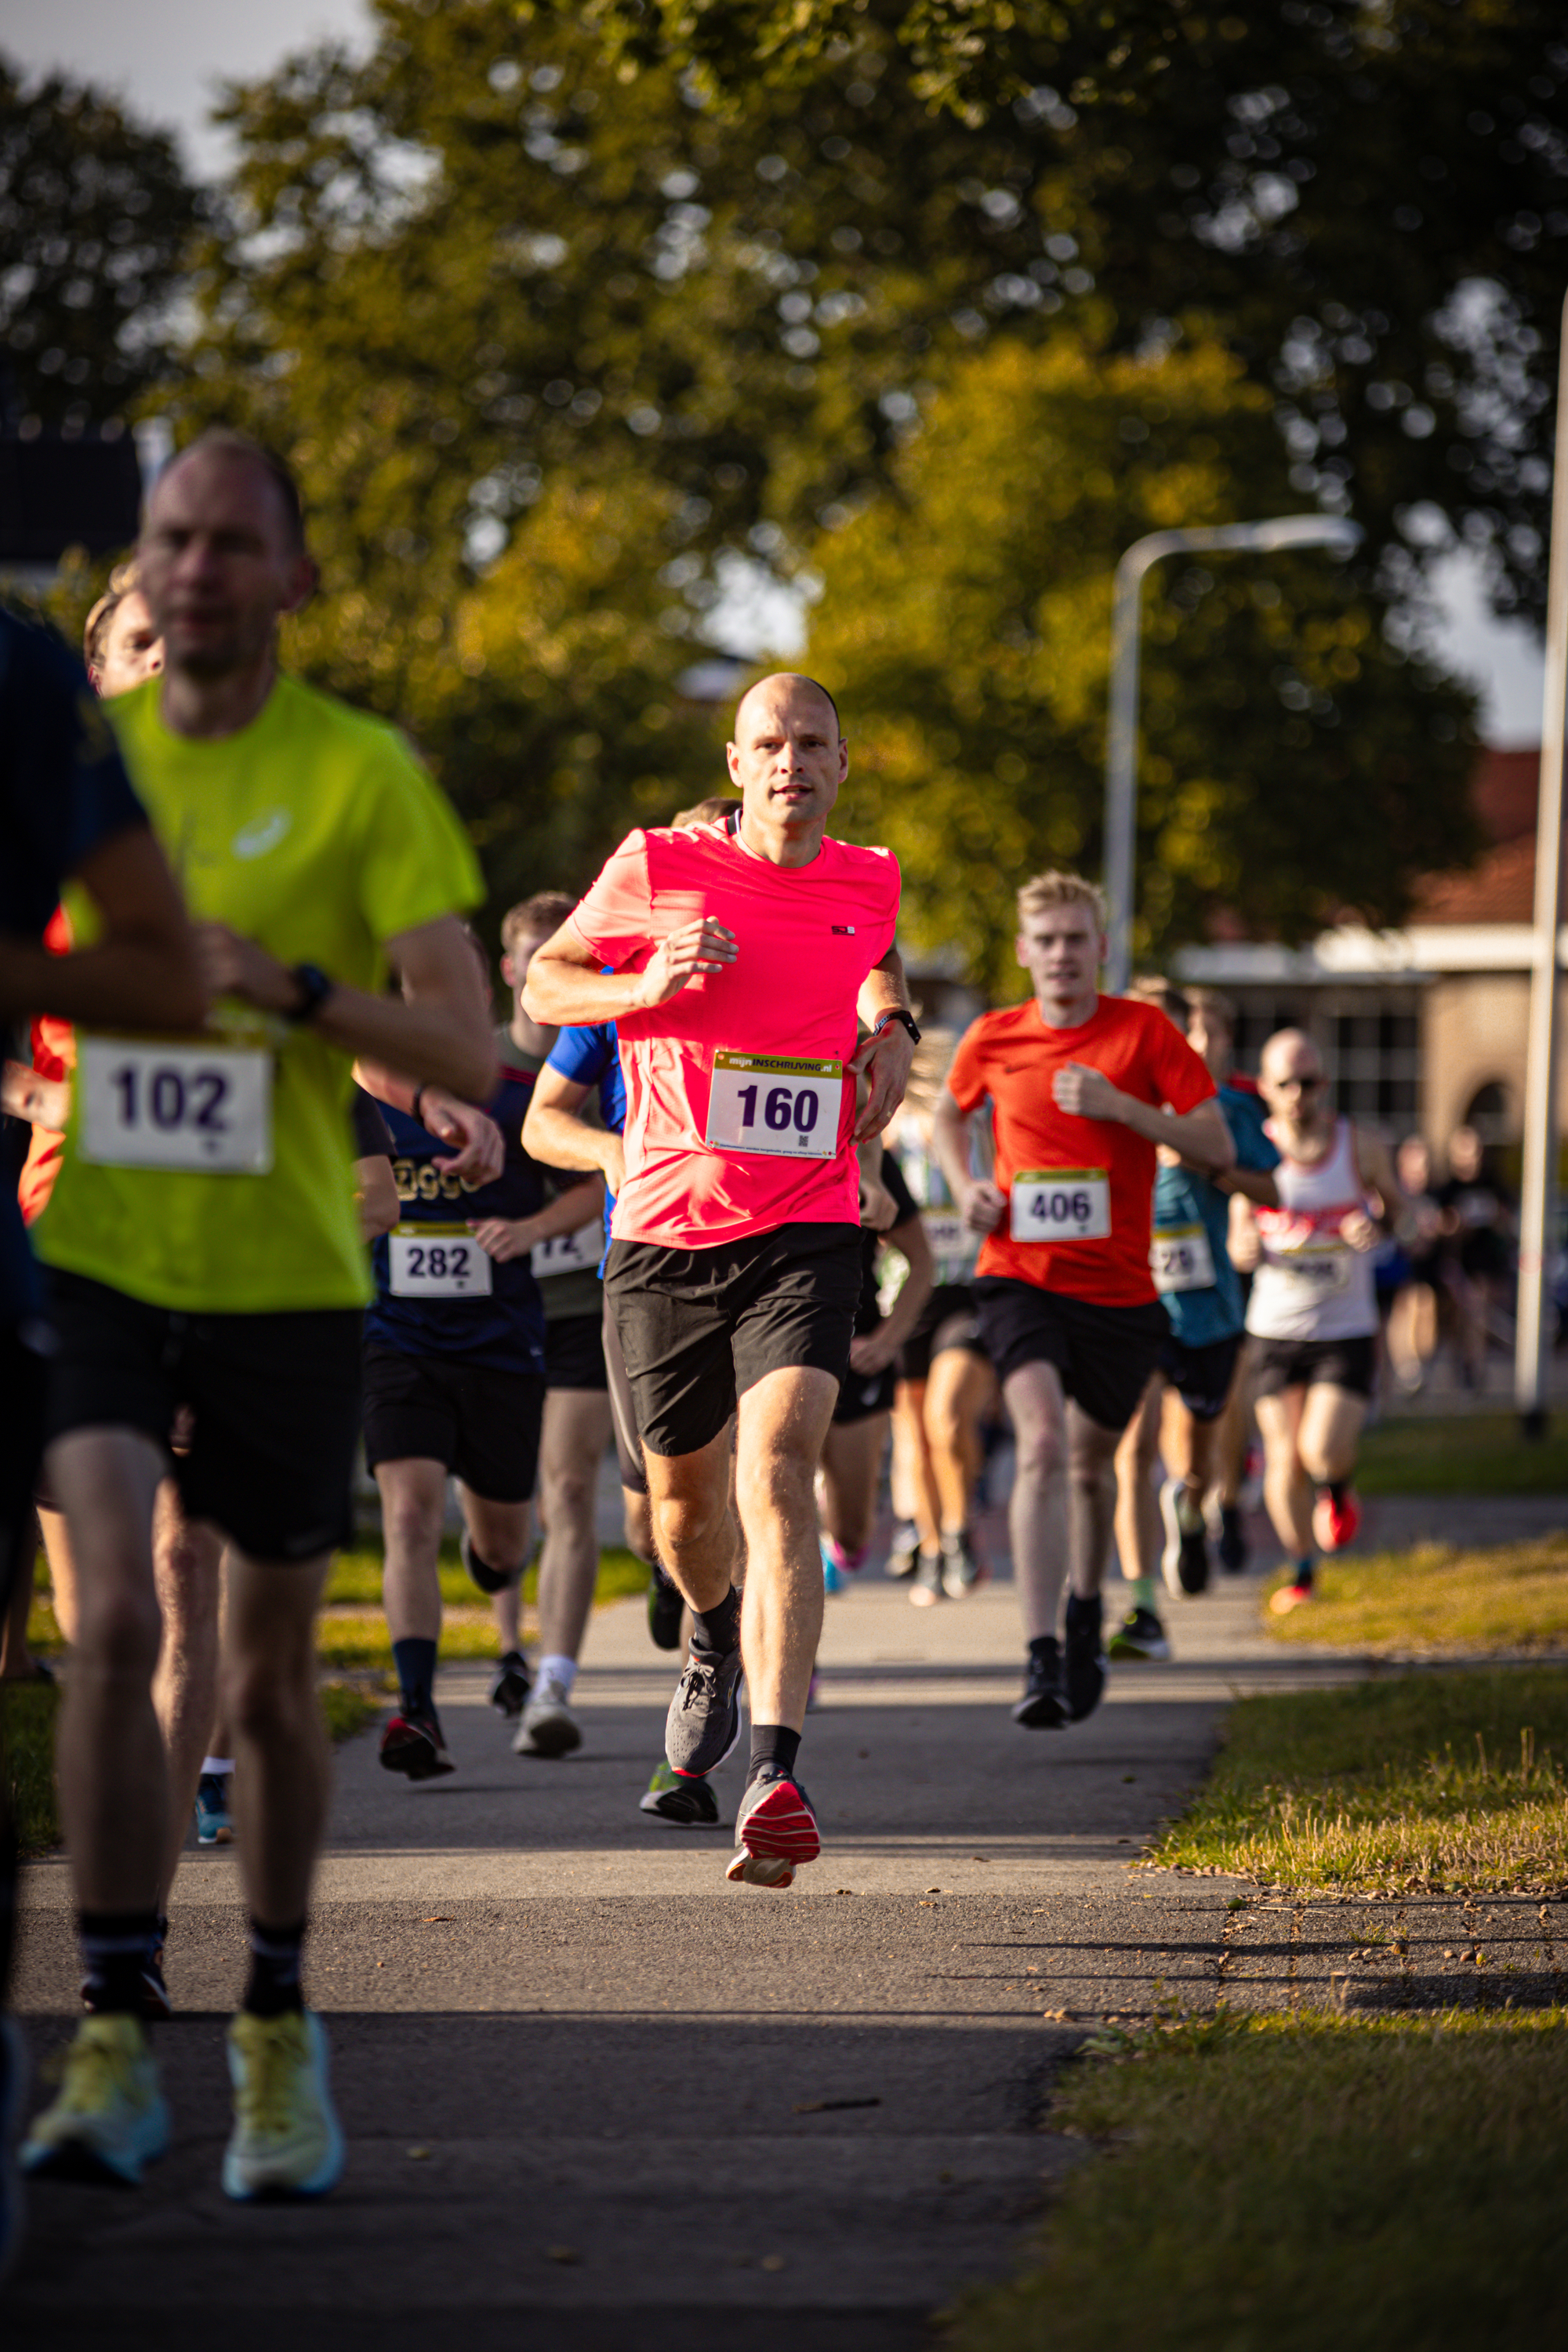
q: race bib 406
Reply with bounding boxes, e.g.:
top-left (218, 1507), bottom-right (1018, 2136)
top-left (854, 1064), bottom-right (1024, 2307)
top-left (1011, 1168), bottom-right (1111, 1243)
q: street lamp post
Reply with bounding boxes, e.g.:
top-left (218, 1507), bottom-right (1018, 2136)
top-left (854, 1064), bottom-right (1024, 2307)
top-left (1102, 513), bottom-right (1363, 996)
top-left (1513, 289), bottom-right (1568, 1439)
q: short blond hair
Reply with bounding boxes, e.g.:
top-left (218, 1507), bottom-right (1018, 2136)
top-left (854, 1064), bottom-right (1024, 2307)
top-left (1017, 871), bottom-right (1106, 930)
top-left (1125, 975), bottom-right (1189, 1026)
top-left (1184, 984), bottom-right (1236, 1034)
top-left (501, 891), bottom-right (575, 952)
top-left (83, 557), bottom-right (142, 670)
top-left (670, 795), bottom-right (739, 829)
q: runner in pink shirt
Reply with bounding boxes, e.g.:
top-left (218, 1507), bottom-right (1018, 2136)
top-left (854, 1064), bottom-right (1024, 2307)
top-left (524, 673), bottom-right (916, 1886)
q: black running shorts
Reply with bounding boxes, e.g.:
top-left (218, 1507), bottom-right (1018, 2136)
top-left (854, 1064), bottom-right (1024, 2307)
top-left (43, 1267), bottom-right (363, 1563)
top-left (1156, 1329), bottom-right (1243, 1424)
top-left (601, 1294), bottom-right (646, 1495)
top-left (833, 1354), bottom-right (898, 1425)
top-left (605, 1222), bottom-right (861, 1461)
top-left (361, 1345), bottom-right (544, 1502)
top-left (896, 1282), bottom-right (989, 1384)
top-left (974, 1277), bottom-right (1169, 1436)
top-left (1250, 1332), bottom-right (1376, 1401)
top-left (544, 1308), bottom-right (608, 1393)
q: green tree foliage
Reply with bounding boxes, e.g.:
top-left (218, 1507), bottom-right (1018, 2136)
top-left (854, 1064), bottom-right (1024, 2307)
top-left (584, 0), bottom-right (1568, 623)
top-left (0, 54), bottom-right (201, 435)
top-left (170, 0), bottom-right (1489, 938)
top-left (808, 328), bottom-right (1475, 991)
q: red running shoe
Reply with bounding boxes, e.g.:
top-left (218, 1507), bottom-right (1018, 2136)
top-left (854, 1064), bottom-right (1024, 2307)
top-left (725, 1772), bottom-right (820, 1889)
top-left (1312, 1486), bottom-right (1361, 1553)
top-left (379, 1708), bottom-right (455, 1780)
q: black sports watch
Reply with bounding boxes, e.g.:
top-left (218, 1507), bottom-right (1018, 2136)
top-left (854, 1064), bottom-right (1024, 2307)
top-left (285, 962), bottom-right (336, 1025)
top-left (873, 1007), bottom-right (921, 1047)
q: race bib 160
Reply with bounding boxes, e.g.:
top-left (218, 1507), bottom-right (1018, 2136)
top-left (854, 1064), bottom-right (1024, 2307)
top-left (704, 1051), bottom-right (844, 1160)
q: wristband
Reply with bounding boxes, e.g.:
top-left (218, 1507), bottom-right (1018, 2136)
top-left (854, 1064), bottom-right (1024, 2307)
top-left (412, 1086), bottom-right (428, 1126)
top-left (873, 1007), bottom-right (921, 1047)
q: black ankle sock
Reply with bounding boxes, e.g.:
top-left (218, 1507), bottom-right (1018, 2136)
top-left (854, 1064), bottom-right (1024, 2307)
top-left (79, 1908), bottom-right (160, 2013)
top-left (1028, 1633), bottom-right (1059, 1665)
top-left (1065, 1592), bottom-right (1102, 1635)
top-left (748, 1724), bottom-right (800, 1783)
top-left (1326, 1479), bottom-right (1348, 1507)
top-left (244, 1916), bottom-right (307, 2017)
top-left (392, 1635), bottom-right (437, 1715)
top-left (693, 1585), bottom-right (741, 1657)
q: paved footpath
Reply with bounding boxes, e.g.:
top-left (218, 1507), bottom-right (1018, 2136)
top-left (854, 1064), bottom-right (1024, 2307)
top-left (9, 1485), bottom-right (1565, 2348)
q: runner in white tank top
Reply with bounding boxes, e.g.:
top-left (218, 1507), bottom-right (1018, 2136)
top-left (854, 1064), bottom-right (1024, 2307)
top-left (1233, 1030), bottom-right (1405, 1613)
top-left (1248, 1115), bottom-right (1378, 1344)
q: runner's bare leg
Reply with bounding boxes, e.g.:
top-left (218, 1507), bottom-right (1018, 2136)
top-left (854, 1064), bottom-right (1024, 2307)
top-left (735, 1366), bottom-right (838, 1731)
top-left (1000, 1359), bottom-right (1071, 1641)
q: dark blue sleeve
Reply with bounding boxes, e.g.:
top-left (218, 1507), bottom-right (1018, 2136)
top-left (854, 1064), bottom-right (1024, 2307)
top-left (1223, 1089), bottom-right (1279, 1173)
top-left (0, 612), bottom-right (147, 939)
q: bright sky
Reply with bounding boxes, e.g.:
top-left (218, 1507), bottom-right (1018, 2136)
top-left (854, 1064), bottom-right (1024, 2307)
top-left (2, 0), bottom-right (1548, 741)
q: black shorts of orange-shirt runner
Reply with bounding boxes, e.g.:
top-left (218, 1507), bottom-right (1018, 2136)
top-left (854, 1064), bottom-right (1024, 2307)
top-left (605, 1222), bottom-right (862, 1461)
top-left (974, 1276), bottom-right (1169, 1436)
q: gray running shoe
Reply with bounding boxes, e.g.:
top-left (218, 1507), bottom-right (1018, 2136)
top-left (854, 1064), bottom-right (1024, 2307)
top-left (665, 1643), bottom-right (744, 1778)
top-left (513, 1671), bottom-right (582, 1759)
top-left (639, 1760), bottom-right (724, 1826)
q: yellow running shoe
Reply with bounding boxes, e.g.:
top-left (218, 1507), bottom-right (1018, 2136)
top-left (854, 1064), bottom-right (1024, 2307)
top-left (223, 2009), bottom-right (344, 2201)
top-left (20, 2013), bottom-right (169, 2186)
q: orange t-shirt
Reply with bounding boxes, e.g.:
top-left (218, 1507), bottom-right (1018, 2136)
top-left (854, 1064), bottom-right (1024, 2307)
top-left (17, 905), bottom-right (74, 1226)
top-left (946, 993), bottom-right (1216, 1305)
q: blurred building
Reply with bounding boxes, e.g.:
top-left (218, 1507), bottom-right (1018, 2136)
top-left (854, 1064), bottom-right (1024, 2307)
top-left (1174, 744), bottom-right (1555, 1167)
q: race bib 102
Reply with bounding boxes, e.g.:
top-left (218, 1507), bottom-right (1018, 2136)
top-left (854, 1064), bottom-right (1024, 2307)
top-left (531, 1217), bottom-right (603, 1279)
top-left (388, 1224), bottom-right (493, 1298)
top-left (1011, 1168), bottom-right (1111, 1243)
top-left (704, 1051), bottom-right (844, 1160)
top-left (78, 1037), bottom-right (273, 1174)
top-left (1151, 1221), bottom-right (1217, 1294)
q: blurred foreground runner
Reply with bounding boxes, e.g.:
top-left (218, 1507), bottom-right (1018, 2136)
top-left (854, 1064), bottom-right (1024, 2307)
top-left (23, 430), bottom-right (494, 2202)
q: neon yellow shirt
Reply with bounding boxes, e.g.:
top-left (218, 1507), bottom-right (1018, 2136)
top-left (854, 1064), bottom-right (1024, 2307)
top-left (34, 673), bottom-right (484, 1313)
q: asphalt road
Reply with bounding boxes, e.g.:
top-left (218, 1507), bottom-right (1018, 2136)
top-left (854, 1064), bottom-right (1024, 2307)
top-left (9, 1482), bottom-right (1565, 2346)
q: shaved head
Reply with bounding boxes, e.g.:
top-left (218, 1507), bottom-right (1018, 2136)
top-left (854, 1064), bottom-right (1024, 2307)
top-left (1260, 1027), bottom-right (1320, 1083)
top-left (734, 671), bottom-right (840, 742)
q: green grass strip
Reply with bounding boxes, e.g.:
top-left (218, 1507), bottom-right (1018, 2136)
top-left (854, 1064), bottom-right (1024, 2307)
top-left (1154, 1667), bottom-right (1568, 1895)
top-left (946, 2011), bottom-right (1568, 2352)
top-left (1265, 1534), bottom-right (1568, 1656)
top-left (1358, 1411), bottom-right (1568, 1496)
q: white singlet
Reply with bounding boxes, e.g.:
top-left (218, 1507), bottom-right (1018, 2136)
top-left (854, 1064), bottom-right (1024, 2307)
top-left (1246, 1116), bottom-right (1378, 1344)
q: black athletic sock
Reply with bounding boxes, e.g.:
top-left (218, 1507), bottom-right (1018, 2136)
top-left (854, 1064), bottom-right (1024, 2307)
top-left (244, 1915), bottom-right (307, 2017)
top-left (1326, 1479), bottom-right (1348, 1507)
top-left (1065, 1592), bottom-right (1102, 1645)
top-left (692, 1584), bottom-right (741, 1657)
top-left (79, 1908), bottom-right (160, 2014)
top-left (393, 1635), bottom-right (437, 1715)
top-left (748, 1724), bottom-right (800, 1784)
top-left (1028, 1633), bottom-right (1060, 1674)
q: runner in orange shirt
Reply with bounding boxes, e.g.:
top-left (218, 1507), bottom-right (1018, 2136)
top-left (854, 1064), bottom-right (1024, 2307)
top-left (935, 873), bottom-right (1233, 1730)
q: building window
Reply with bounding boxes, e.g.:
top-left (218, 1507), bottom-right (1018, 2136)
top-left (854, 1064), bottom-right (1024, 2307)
top-left (1230, 1002), bottom-right (1306, 1078)
top-left (1330, 1011), bottom-right (1419, 1127)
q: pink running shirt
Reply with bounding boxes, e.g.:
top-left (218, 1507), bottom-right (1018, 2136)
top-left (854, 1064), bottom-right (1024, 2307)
top-left (568, 822), bottom-right (901, 1248)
